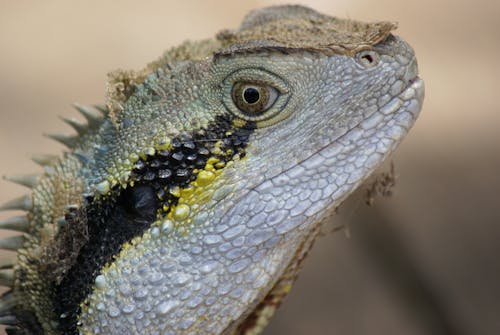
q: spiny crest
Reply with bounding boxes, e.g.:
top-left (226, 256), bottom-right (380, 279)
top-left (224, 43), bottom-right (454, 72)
top-left (0, 216), bottom-right (29, 232)
top-left (44, 133), bottom-right (78, 149)
top-left (0, 315), bottom-right (18, 327)
top-left (0, 103), bottom-right (105, 247)
top-left (0, 205), bottom-right (31, 298)
top-left (0, 256), bottom-right (16, 289)
top-left (31, 154), bottom-right (58, 167)
top-left (0, 292), bottom-right (16, 316)
top-left (72, 103), bottom-right (105, 129)
top-left (0, 236), bottom-right (24, 252)
top-left (60, 117), bottom-right (87, 136)
top-left (46, 104), bottom-right (106, 149)
top-left (0, 103), bottom-right (108, 330)
top-left (0, 291), bottom-right (22, 335)
top-left (3, 175), bottom-right (38, 189)
top-left (0, 258), bottom-right (15, 270)
top-left (0, 195), bottom-right (32, 212)
top-left (0, 269), bottom-right (14, 287)
top-left (0, 263), bottom-right (17, 327)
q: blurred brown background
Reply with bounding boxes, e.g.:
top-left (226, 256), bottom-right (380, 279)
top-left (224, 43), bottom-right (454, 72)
top-left (0, 1), bottom-right (499, 334)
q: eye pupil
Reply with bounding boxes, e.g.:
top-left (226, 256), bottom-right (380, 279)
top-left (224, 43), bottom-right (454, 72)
top-left (231, 81), bottom-right (277, 117)
top-left (243, 87), bottom-right (260, 104)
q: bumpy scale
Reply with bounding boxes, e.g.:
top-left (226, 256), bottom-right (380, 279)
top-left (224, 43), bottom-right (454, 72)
top-left (0, 5), bottom-right (424, 335)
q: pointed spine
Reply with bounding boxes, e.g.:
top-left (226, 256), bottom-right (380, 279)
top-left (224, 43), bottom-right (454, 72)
top-left (60, 116), bottom-right (87, 135)
top-left (0, 195), bottom-right (32, 212)
top-left (73, 103), bottom-right (103, 128)
top-left (0, 258), bottom-right (15, 269)
top-left (3, 175), bottom-right (38, 189)
top-left (0, 236), bottom-right (24, 251)
top-left (93, 104), bottom-right (108, 115)
top-left (31, 154), bottom-right (58, 167)
top-left (45, 133), bottom-right (78, 148)
top-left (0, 292), bottom-right (16, 316)
top-left (0, 216), bottom-right (29, 232)
top-left (0, 315), bottom-right (17, 326)
top-left (0, 269), bottom-right (14, 287)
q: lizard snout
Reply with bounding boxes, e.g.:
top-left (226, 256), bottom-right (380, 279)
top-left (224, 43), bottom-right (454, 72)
top-left (403, 57), bottom-right (419, 84)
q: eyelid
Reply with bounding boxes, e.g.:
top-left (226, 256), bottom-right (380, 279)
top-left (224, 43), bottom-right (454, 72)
top-left (222, 68), bottom-right (289, 94)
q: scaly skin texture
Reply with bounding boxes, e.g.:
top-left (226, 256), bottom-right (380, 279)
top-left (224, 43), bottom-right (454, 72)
top-left (0, 5), bottom-right (424, 335)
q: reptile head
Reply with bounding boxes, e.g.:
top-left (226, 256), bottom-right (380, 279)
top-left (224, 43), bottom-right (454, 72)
top-left (0, 5), bottom-right (424, 335)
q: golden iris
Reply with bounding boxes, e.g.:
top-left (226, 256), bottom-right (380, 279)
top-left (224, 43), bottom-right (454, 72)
top-left (231, 82), bottom-right (271, 114)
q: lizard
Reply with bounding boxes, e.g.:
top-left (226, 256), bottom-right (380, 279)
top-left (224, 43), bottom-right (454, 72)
top-left (0, 5), bottom-right (424, 335)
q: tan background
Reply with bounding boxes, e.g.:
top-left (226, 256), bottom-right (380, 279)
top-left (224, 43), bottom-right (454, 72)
top-left (0, 0), bottom-right (499, 334)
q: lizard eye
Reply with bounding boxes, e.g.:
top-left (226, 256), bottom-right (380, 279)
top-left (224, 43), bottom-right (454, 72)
top-left (231, 82), bottom-right (279, 115)
top-left (222, 68), bottom-right (291, 126)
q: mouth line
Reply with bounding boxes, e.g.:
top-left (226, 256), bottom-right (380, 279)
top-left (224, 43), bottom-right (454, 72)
top-left (236, 76), bottom-right (424, 206)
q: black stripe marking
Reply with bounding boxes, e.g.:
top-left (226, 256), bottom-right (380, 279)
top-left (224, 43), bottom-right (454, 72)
top-left (52, 115), bottom-right (255, 334)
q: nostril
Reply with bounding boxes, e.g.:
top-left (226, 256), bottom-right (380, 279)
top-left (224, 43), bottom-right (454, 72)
top-left (362, 54), bottom-right (374, 63)
top-left (356, 50), bottom-right (380, 68)
top-left (403, 58), bottom-right (419, 83)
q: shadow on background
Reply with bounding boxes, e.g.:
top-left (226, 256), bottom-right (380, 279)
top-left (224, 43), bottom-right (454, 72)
top-left (0, 1), bottom-right (499, 334)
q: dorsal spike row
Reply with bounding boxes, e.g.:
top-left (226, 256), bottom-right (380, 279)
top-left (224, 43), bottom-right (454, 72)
top-left (0, 216), bottom-right (29, 232)
top-left (0, 236), bottom-right (24, 251)
top-left (0, 195), bottom-right (33, 212)
top-left (93, 104), bottom-right (109, 115)
top-left (60, 116), bottom-right (87, 135)
top-left (0, 269), bottom-right (14, 287)
top-left (0, 258), bottom-right (15, 270)
top-left (0, 291), bottom-right (17, 317)
top-left (73, 103), bottom-right (103, 128)
top-left (6, 327), bottom-right (26, 335)
top-left (45, 133), bottom-right (78, 148)
top-left (31, 154), bottom-right (58, 167)
top-left (3, 175), bottom-right (38, 189)
top-left (0, 315), bottom-right (18, 326)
